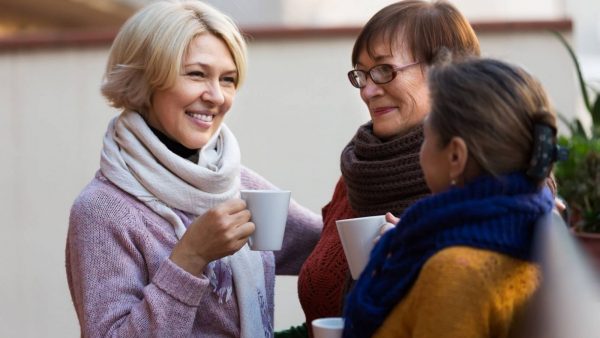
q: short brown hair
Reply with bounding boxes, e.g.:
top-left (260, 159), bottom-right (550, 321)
top-left (351, 0), bottom-right (480, 66)
top-left (427, 57), bottom-right (557, 184)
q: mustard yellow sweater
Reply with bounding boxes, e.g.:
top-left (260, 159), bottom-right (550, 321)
top-left (373, 246), bottom-right (540, 338)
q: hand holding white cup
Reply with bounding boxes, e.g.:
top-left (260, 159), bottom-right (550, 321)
top-left (373, 212), bottom-right (399, 244)
top-left (240, 190), bottom-right (291, 251)
top-left (336, 214), bottom-right (392, 279)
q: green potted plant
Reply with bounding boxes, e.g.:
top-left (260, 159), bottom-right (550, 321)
top-left (552, 31), bottom-right (600, 268)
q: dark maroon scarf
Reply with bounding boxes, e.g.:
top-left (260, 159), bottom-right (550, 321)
top-left (340, 122), bottom-right (430, 216)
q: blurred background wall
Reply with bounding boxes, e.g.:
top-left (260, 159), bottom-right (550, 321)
top-left (1, 0), bottom-right (599, 336)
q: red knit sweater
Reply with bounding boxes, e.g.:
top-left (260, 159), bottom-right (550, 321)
top-left (297, 177), bottom-right (357, 336)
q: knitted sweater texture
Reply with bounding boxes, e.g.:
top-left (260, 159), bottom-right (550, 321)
top-left (298, 123), bottom-right (429, 335)
top-left (297, 177), bottom-right (356, 332)
top-left (373, 246), bottom-right (540, 338)
top-left (66, 166), bottom-right (321, 337)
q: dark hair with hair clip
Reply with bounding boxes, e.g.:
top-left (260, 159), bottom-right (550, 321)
top-left (527, 119), bottom-right (569, 181)
top-left (428, 57), bottom-right (564, 186)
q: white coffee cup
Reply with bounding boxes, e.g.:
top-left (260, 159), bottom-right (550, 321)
top-left (312, 317), bottom-right (344, 338)
top-left (336, 215), bottom-right (386, 279)
top-left (240, 190), bottom-right (291, 251)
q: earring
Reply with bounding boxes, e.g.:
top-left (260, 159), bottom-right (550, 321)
top-left (451, 179), bottom-right (456, 186)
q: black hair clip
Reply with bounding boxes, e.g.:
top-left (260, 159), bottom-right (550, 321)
top-left (555, 145), bottom-right (569, 161)
top-left (527, 123), bottom-right (568, 181)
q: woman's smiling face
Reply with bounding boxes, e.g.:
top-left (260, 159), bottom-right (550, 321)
top-left (356, 38), bottom-right (430, 139)
top-left (147, 33), bottom-right (238, 149)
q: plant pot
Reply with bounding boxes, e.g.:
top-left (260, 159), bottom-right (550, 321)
top-left (570, 228), bottom-right (600, 274)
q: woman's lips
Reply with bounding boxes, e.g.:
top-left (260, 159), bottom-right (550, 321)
top-left (186, 111), bottom-right (214, 128)
top-left (372, 106), bottom-right (396, 117)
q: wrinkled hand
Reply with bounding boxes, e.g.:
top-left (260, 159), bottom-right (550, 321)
top-left (373, 212), bottom-right (400, 244)
top-left (170, 199), bottom-right (255, 276)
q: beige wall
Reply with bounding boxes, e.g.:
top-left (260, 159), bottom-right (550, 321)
top-left (0, 29), bottom-right (578, 336)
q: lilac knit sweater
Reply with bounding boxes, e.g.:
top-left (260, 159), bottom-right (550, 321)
top-left (66, 166), bottom-right (322, 337)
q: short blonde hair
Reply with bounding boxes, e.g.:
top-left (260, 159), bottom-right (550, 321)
top-left (101, 0), bottom-right (247, 113)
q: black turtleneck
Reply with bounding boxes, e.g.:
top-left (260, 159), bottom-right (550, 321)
top-left (148, 126), bottom-right (198, 159)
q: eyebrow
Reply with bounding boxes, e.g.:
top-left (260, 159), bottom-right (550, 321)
top-left (183, 62), bottom-right (237, 75)
top-left (356, 54), bottom-right (394, 68)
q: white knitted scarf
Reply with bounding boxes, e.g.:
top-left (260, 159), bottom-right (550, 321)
top-left (100, 111), bottom-right (269, 338)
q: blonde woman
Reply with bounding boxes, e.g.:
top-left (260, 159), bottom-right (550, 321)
top-left (66, 1), bottom-right (321, 336)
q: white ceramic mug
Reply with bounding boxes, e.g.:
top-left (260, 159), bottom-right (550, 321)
top-left (240, 189), bottom-right (291, 251)
top-left (312, 317), bottom-right (344, 338)
top-left (336, 215), bottom-right (386, 279)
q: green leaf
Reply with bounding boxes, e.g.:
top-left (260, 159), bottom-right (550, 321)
top-left (552, 31), bottom-right (593, 113)
top-left (552, 31), bottom-right (600, 232)
top-left (592, 95), bottom-right (600, 132)
top-left (574, 119), bottom-right (588, 139)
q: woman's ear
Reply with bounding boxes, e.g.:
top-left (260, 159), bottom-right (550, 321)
top-left (447, 136), bottom-right (468, 182)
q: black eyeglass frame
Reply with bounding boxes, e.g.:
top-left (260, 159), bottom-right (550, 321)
top-left (347, 61), bottom-right (421, 88)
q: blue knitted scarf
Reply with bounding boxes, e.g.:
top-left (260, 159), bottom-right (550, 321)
top-left (342, 173), bottom-right (554, 338)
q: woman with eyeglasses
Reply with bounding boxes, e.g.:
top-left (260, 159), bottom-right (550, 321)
top-left (294, 1), bottom-right (480, 336)
top-left (343, 55), bottom-right (558, 338)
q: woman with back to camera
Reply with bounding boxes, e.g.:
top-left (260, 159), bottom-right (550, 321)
top-left (344, 56), bottom-right (559, 338)
top-left (296, 1), bottom-right (480, 335)
top-left (65, 1), bottom-right (321, 336)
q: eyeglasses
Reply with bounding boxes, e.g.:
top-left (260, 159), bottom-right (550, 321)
top-left (347, 61), bottom-right (420, 88)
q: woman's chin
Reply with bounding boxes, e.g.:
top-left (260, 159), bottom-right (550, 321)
top-left (372, 123), bottom-right (403, 140)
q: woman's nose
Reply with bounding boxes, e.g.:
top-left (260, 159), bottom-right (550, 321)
top-left (360, 78), bottom-right (384, 100)
top-left (201, 80), bottom-right (225, 105)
